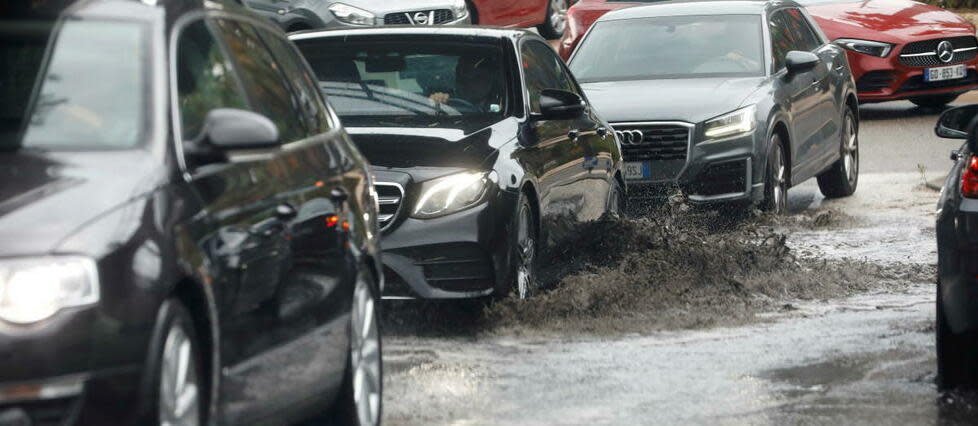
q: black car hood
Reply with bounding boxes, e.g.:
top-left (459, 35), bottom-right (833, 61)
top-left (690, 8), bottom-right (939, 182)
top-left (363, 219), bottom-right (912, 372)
top-left (0, 151), bottom-right (167, 256)
top-left (581, 77), bottom-right (766, 124)
top-left (344, 117), bottom-right (520, 171)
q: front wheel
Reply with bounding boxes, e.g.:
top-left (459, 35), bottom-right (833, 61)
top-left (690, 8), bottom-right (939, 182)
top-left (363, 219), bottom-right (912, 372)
top-left (504, 194), bottom-right (537, 299)
top-left (155, 300), bottom-right (203, 426)
top-left (332, 270), bottom-right (383, 426)
top-left (536, 0), bottom-right (568, 40)
top-left (816, 108), bottom-right (859, 199)
top-left (762, 134), bottom-right (788, 214)
top-left (910, 94), bottom-right (959, 109)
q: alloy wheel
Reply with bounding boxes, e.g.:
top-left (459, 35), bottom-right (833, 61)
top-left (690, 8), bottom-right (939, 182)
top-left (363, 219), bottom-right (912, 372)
top-left (351, 277), bottom-right (381, 426)
top-left (516, 203), bottom-right (536, 300)
top-left (842, 113), bottom-right (858, 185)
top-left (159, 322), bottom-right (200, 426)
top-left (771, 142), bottom-right (787, 213)
top-left (550, 0), bottom-right (568, 34)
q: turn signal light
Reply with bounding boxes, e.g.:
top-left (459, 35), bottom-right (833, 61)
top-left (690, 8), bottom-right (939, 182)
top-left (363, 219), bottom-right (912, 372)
top-left (325, 215), bottom-right (339, 228)
top-left (962, 155), bottom-right (978, 199)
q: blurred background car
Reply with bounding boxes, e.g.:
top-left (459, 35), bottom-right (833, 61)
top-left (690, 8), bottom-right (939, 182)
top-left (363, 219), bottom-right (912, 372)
top-left (292, 27), bottom-right (623, 300)
top-left (568, 1), bottom-right (859, 213)
top-left (0, 0), bottom-right (383, 425)
top-left (558, 0), bottom-right (978, 108)
top-left (934, 105), bottom-right (978, 391)
top-left (246, 0), bottom-right (570, 39)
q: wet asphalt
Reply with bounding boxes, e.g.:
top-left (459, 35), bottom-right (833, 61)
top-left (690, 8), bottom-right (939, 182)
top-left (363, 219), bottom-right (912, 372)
top-left (380, 96), bottom-right (978, 425)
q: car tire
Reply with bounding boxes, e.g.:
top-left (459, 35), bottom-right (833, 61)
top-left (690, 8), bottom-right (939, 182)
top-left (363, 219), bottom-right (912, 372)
top-left (762, 133), bottom-right (788, 214)
top-left (536, 0), bottom-right (568, 40)
top-left (606, 177), bottom-right (625, 218)
top-left (149, 299), bottom-right (204, 426)
top-left (910, 94), bottom-right (959, 109)
top-left (504, 193), bottom-right (538, 299)
top-left (816, 108), bottom-right (859, 199)
top-left (936, 279), bottom-right (978, 390)
top-left (330, 268), bottom-right (383, 426)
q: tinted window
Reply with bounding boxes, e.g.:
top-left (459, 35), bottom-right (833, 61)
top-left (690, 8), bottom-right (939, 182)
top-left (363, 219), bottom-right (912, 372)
top-left (769, 9), bottom-right (821, 71)
top-left (782, 9), bottom-right (822, 51)
top-left (256, 28), bottom-right (333, 136)
top-left (1, 20), bottom-right (147, 150)
top-left (295, 38), bottom-right (508, 126)
top-left (570, 15), bottom-right (764, 82)
top-left (214, 19), bottom-right (306, 143)
top-left (176, 21), bottom-right (248, 141)
top-left (522, 41), bottom-right (575, 114)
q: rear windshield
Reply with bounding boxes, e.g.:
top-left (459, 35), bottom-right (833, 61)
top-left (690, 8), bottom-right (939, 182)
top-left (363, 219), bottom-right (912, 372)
top-left (295, 38), bottom-right (509, 126)
top-left (570, 15), bottom-right (765, 82)
top-left (0, 20), bottom-right (148, 151)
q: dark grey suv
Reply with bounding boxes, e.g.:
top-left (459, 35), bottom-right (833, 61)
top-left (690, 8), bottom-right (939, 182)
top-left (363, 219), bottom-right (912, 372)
top-left (0, 1), bottom-right (382, 424)
top-left (569, 0), bottom-right (861, 213)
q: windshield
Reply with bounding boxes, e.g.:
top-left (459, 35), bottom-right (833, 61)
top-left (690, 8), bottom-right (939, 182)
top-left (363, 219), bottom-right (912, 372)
top-left (570, 15), bottom-right (765, 82)
top-left (0, 19), bottom-right (147, 151)
top-left (295, 39), bottom-right (509, 125)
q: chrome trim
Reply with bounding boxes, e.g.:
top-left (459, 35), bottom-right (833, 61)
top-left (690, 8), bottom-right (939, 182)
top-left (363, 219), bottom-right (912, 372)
top-left (900, 47), bottom-right (978, 57)
top-left (609, 121), bottom-right (695, 183)
top-left (374, 182), bottom-right (404, 231)
top-left (687, 158), bottom-right (753, 202)
top-left (377, 196), bottom-right (401, 205)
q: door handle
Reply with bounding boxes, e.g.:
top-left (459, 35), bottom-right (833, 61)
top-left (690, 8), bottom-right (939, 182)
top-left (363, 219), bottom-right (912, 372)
top-left (275, 202), bottom-right (297, 221)
top-left (330, 187), bottom-right (349, 204)
top-left (568, 129), bottom-right (581, 140)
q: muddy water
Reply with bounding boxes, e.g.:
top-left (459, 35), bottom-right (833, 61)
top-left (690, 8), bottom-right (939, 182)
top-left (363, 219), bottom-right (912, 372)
top-left (379, 102), bottom-right (965, 425)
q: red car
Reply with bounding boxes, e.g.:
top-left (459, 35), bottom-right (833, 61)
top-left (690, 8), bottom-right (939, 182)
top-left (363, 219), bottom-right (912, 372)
top-left (559, 0), bottom-right (978, 107)
top-left (471, 0), bottom-right (570, 39)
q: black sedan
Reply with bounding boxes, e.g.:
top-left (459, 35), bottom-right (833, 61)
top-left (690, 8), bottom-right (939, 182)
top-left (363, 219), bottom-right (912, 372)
top-left (568, 0), bottom-right (860, 213)
top-left (934, 105), bottom-right (978, 390)
top-left (0, 1), bottom-right (382, 425)
top-left (291, 27), bottom-right (624, 299)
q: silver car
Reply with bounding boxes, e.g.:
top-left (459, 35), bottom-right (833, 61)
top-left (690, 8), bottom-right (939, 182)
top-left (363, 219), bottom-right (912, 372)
top-left (245, 0), bottom-right (471, 32)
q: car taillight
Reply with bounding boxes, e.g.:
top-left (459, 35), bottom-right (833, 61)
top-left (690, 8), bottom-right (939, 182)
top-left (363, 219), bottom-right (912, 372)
top-left (962, 155), bottom-right (978, 198)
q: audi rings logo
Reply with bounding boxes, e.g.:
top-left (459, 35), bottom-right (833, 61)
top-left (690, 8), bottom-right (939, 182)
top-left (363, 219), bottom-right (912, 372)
top-left (937, 40), bottom-right (955, 63)
top-left (615, 130), bottom-right (645, 145)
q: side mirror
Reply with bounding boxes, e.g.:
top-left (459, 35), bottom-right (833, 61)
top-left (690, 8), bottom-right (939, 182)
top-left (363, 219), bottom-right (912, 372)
top-left (936, 105), bottom-right (978, 152)
top-left (202, 108), bottom-right (280, 150)
top-left (535, 89), bottom-right (585, 121)
top-left (785, 51), bottom-right (819, 75)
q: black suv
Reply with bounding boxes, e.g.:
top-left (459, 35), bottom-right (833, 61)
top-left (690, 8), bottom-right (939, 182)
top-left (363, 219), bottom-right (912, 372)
top-left (0, 1), bottom-right (382, 425)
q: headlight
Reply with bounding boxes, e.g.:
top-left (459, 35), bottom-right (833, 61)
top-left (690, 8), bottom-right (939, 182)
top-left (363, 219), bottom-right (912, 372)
top-left (328, 3), bottom-right (376, 26)
top-left (835, 38), bottom-right (893, 58)
top-left (451, 0), bottom-right (469, 19)
top-left (703, 105), bottom-right (756, 142)
top-left (0, 257), bottom-right (99, 324)
top-left (413, 171), bottom-right (489, 219)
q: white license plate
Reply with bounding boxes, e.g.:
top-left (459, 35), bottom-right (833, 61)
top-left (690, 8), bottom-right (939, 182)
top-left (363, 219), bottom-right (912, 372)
top-left (623, 162), bottom-right (650, 180)
top-left (925, 64), bottom-right (966, 82)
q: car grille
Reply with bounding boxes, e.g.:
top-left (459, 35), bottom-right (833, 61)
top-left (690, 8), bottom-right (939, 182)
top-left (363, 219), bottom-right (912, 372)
top-left (856, 70), bottom-right (895, 93)
top-left (898, 36), bottom-right (978, 67)
top-left (612, 122), bottom-right (691, 181)
top-left (374, 182), bottom-right (403, 231)
top-left (384, 9), bottom-right (455, 25)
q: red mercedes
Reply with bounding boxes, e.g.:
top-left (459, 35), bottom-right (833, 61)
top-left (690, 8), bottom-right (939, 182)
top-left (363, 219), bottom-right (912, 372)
top-left (559, 0), bottom-right (978, 107)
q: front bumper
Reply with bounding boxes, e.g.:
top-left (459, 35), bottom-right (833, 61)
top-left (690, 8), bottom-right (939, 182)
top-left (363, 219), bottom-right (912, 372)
top-left (850, 48), bottom-right (978, 102)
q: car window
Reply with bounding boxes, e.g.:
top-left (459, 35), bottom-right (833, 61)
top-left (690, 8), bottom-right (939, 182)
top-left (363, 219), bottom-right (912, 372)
top-left (175, 20), bottom-right (248, 142)
top-left (783, 9), bottom-right (822, 51)
top-left (522, 40), bottom-right (575, 114)
top-left (255, 27), bottom-right (333, 136)
top-left (1, 20), bottom-right (147, 150)
top-left (214, 19), bottom-right (306, 143)
top-left (768, 12), bottom-right (794, 71)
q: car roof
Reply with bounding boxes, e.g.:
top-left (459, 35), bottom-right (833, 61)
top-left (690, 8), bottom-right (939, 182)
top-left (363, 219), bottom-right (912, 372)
top-left (289, 26), bottom-right (542, 43)
top-left (598, 0), bottom-right (802, 21)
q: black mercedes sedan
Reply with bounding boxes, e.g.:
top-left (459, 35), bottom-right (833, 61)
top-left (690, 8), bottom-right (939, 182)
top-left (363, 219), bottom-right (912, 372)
top-left (0, 1), bottom-right (382, 425)
top-left (934, 105), bottom-right (978, 390)
top-left (568, 0), bottom-right (860, 213)
top-left (291, 27), bottom-right (624, 299)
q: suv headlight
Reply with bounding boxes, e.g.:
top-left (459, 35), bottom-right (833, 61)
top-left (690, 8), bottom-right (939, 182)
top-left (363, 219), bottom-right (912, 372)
top-left (0, 257), bottom-right (99, 324)
top-left (413, 171), bottom-right (489, 219)
top-left (451, 0), bottom-right (469, 20)
top-left (328, 3), bottom-right (376, 26)
top-left (703, 105), bottom-right (756, 142)
top-left (835, 38), bottom-right (893, 58)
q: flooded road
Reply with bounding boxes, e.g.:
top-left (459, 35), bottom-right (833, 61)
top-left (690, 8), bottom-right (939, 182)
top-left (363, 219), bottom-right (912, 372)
top-left (381, 98), bottom-right (975, 425)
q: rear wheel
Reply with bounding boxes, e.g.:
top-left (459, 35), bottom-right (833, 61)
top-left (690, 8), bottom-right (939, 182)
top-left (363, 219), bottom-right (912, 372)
top-left (762, 134), bottom-right (788, 214)
top-left (816, 108), bottom-right (859, 199)
top-left (937, 279), bottom-right (978, 390)
top-left (910, 94), bottom-right (959, 109)
top-left (332, 270), bottom-right (383, 426)
top-left (536, 0), bottom-right (568, 40)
